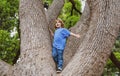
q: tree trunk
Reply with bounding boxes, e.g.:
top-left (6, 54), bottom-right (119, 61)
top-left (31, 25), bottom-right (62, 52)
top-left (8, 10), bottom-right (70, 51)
top-left (0, 60), bottom-right (11, 76)
top-left (9, 0), bottom-right (56, 76)
top-left (61, 0), bottom-right (120, 75)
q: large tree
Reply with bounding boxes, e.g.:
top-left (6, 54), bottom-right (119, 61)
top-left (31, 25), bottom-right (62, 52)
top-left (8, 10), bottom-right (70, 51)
top-left (0, 0), bottom-right (120, 76)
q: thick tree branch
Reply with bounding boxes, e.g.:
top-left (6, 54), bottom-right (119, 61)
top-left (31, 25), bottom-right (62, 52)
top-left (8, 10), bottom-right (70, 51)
top-left (110, 52), bottom-right (120, 69)
top-left (12, 0), bottom-right (56, 75)
top-left (0, 60), bottom-right (12, 76)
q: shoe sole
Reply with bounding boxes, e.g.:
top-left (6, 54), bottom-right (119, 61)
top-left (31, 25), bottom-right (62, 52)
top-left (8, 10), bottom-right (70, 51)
top-left (56, 70), bottom-right (62, 73)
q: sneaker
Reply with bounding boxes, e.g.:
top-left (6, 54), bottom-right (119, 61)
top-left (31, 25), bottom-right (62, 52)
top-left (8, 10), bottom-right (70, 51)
top-left (56, 67), bottom-right (62, 73)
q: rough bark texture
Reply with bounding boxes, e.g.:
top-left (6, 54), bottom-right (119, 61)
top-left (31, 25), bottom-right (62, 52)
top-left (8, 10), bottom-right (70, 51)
top-left (61, 0), bottom-right (120, 76)
top-left (0, 60), bottom-right (11, 76)
top-left (8, 0), bottom-right (56, 76)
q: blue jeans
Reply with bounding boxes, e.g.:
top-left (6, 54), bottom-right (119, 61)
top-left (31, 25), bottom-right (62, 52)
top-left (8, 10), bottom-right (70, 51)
top-left (52, 47), bottom-right (64, 69)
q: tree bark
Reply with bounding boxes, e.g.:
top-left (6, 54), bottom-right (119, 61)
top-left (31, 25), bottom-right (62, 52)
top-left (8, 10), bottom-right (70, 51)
top-left (0, 60), bottom-right (11, 76)
top-left (61, 0), bottom-right (120, 75)
top-left (9, 0), bottom-right (56, 76)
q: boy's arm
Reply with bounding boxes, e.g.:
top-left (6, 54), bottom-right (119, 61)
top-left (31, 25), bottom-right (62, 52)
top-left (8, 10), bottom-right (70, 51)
top-left (70, 32), bottom-right (80, 38)
top-left (49, 28), bottom-right (54, 36)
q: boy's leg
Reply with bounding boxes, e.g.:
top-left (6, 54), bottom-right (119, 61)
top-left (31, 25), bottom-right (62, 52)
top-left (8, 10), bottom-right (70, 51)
top-left (57, 49), bottom-right (64, 72)
top-left (52, 47), bottom-right (58, 64)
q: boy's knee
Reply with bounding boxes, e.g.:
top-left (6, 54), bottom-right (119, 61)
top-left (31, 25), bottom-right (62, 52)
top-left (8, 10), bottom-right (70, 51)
top-left (58, 56), bottom-right (63, 61)
top-left (52, 52), bottom-right (57, 57)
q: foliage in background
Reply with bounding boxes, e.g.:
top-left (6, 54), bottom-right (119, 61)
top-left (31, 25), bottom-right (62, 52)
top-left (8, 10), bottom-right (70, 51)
top-left (103, 53), bottom-right (120, 76)
top-left (104, 36), bottom-right (120, 75)
top-left (0, 30), bottom-right (20, 64)
top-left (0, 0), bottom-right (19, 31)
top-left (0, 0), bottom-right (19, 64)
top-left (59, 0), bottom-right (81, 28)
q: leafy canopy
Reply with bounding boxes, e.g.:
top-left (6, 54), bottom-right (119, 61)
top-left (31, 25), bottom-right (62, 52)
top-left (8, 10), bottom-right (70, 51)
top-left (0, 0), bottom-right (19, 64)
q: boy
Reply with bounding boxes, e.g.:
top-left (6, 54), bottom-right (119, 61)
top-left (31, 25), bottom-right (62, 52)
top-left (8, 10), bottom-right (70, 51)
top-left (50, 19), bottom-right (80, 73)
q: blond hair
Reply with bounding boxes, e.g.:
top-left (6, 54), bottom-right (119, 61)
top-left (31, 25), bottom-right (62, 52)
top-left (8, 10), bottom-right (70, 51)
top-left (54, 18), bottom-right (64, 29)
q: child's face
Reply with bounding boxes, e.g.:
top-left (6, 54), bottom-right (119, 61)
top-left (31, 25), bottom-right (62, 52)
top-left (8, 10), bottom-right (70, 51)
top-left (55, 20), bottom-right (61, 28)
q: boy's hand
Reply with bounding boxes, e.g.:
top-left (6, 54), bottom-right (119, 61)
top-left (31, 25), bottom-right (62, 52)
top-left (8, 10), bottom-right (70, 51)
top-left (48, 27), bottom-right (54, 36)
top-left (75, 34), bottom-right (80, 38)
top-left (70, 32), bottom-right (80, 38)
